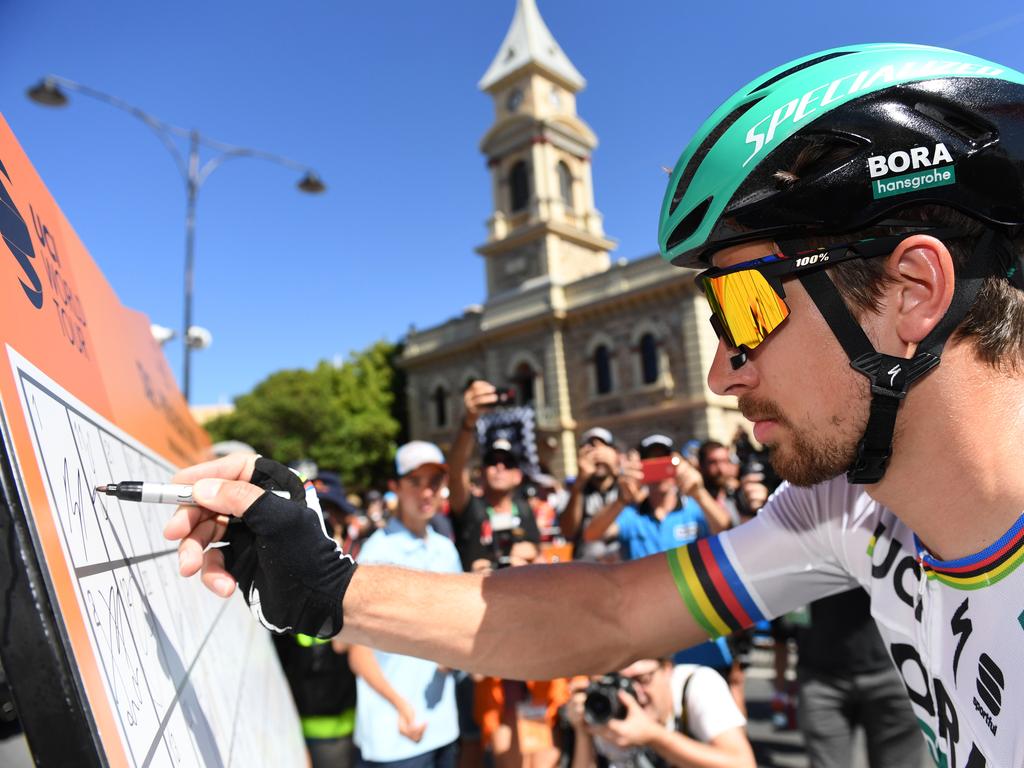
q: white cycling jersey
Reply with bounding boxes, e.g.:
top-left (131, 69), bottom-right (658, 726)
top-left (666, 476), bottom-right (1022, 768)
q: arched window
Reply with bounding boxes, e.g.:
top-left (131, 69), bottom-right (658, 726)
top-left (594, 344), bottom-right (612, 395)
top-left (432, 385), bottom-right (448, 427)
top-left (557, 161), bottom-right (574, 210)
top-left (509, 161), bottom-right (530, 212)
top-left (639, 333), bottom-right (659, 385)
top-left (511, 361), bottom-right (537, 405)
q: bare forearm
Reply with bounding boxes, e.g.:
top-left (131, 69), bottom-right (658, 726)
top-left (348, 645), bottom-right (406, 712)
top-left (342, 561), bottom-right (638, 679)
top-left (582, 499), bottom-right (625, 542)
top-left (448, 417), bottom-right (477, 512)
top-left (559, 481), bottom-right (588, 539)
top-left (571, 730), bottom-right (597, 768)
top-left (692, 489), bottom-right (730, 535)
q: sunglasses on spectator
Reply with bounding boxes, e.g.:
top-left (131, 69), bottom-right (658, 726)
top-left (697, 228), bottom-right (964, 354)
top-left (484, 454), bottom-right (518, 469)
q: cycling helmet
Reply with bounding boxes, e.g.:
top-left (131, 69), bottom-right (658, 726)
top-left (659, 43), bottom-right (1024, 268)
top-left (658, 44), bottom-right (1024, 484)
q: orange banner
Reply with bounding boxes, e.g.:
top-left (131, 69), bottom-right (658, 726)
top-left (0, 114), bottom-right (210, 766)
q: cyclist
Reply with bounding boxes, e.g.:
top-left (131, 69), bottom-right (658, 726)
top-left (167, 44), bottom-right (1024, 768)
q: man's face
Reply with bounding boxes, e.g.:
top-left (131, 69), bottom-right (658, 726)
top-left (585, 438), bottom-right (617, 478)
top-left (618, 660), bottom-right (671, 723)
top-left (701, 447), bottom-right (737, 488)
top-left (483, 452), bottom-right (522, 494)
top-left (392, 465), bottom-right (446, 523)
top-left (706, 240), bottom-right (869, 487)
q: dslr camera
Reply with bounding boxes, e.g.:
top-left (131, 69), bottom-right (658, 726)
top-left (583, 673), bottom-right (636, 725)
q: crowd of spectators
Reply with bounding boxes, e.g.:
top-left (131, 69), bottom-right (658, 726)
top-left (275, 379), bottom-right (924, 768)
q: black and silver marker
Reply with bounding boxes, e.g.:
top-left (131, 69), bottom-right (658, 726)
top-left (95, 481), bottom-right (289, 506)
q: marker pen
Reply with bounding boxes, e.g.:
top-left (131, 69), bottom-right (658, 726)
top-left (95, 481), bottom-right (290, 506)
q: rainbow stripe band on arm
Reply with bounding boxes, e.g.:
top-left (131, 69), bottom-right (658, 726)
top-left (666, 537), bottom-right (766, 639)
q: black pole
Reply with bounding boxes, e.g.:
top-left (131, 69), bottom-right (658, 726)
top-left (182, 131), bottom-right (199, 404)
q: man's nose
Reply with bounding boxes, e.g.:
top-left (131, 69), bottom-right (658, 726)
top-left (707, 337), bottom-right (758, 396)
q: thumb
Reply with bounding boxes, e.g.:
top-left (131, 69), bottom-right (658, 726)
top-left (618, 689), bottom-right (641, 712)
top-left (192, 478), bottom-right (264, 517)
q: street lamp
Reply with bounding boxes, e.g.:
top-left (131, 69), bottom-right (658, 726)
top-left (27, 75), bottom-right (326, 402)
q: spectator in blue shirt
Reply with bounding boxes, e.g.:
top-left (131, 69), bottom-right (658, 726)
top-left (585, 435), bottom-right (733, 675)
top-left (349, 442), bottom-right (462, 768)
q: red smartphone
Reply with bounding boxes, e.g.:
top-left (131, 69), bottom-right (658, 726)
top-left (640, 456), bottom-right (679, 484)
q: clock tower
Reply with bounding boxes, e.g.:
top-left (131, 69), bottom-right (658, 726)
top-left (477, 0), bottom-right (615, 297)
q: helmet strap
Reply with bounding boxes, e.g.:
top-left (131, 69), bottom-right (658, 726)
top-left (788, 228), bottom-right (1009, 484)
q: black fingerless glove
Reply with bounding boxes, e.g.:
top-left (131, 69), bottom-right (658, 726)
top-left (220, 457), bottom-right (356, 638)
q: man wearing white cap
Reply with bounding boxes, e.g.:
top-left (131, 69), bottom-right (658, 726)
top-left (347, 441), bottom-right (461, 767)
top-left (448, 381), bottom-right (542, 572)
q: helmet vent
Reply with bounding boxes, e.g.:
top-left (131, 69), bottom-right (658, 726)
top-left (669, 96), bottom-right (765, 215)
top-left (666, 197), bottom-right (713, 252)
top-left (913, 101), bottom-right (996, 146)
top-left (777, 134), bottom-right (864, 186)
top-left (748, 51), bottom-right (856, 95)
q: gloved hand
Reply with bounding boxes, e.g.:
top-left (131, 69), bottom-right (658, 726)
top-left (165, 455), bottom-right (357, 638)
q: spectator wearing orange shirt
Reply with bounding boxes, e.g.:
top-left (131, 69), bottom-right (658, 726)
top-left (473, 541), bottom-right (572, 767)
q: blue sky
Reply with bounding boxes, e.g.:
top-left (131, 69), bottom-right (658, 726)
top-left (2, 1), bottom-right (1023, 404)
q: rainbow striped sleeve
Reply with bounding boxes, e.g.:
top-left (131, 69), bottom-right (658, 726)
top-left (666, 537), bottom-right (765, 638)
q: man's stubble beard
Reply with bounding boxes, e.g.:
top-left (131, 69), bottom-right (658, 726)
top-left (740, 384), bottom-right (869, 487)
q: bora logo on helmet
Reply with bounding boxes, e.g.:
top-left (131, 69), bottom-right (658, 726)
top-left (867, 142), bottom-right (954, 178)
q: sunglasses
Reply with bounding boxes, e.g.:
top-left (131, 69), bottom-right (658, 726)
top-left (484, 454), bottom-right (518, 469)
top-left (696, 229), bottom-right (962, 354)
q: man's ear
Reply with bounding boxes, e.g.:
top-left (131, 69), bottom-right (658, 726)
top-left (881, 234), bottom-right (956, 349)
top-left (387, 478), bottom-right (399, 494)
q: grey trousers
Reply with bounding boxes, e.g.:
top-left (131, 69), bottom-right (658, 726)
top-left (307, 735), bottom-right (355, 768)
top-left (797, 666), bottom-right (926, 768)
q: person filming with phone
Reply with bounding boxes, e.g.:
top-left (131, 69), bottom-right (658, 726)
top-left (448, 380), bottom-right (542, 573)
top-left (582, 435), bottom-right (734, 677)
top-left (582, 435), bottom-right (730, 558)
top-left (560, 427), bottom-right (622, 562)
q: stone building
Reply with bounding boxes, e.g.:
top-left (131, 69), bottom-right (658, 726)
top-left (398, 0), bottom-right (745, 477)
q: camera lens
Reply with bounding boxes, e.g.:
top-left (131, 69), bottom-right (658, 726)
top-left (583, 690), bottom-right (615, 725)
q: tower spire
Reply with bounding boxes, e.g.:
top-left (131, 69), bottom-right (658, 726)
top-left (479, 0), bottom-right (585, 93)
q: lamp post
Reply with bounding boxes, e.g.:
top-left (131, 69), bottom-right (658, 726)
top-left (27, 75), bottom-right (326, 402)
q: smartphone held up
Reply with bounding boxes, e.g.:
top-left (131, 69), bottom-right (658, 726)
top-left (640, 455), bottom-right (680, 484)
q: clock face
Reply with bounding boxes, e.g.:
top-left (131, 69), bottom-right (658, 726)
top-left (506, 88), bottom-right (523, 112)
top-left (549, 87), bottom-right (561, 108)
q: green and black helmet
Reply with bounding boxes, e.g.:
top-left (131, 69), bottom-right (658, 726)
top-left (659, 44), bottom-right (1024, 484)
top-left (659, 43), bottom-right (1024, 269)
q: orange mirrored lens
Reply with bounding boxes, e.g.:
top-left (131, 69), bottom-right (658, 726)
top-left (702, 270), bottom-right (789, 350)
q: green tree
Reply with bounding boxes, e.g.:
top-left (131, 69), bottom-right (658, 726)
top-left (205, 340), bottom-right (402, 490)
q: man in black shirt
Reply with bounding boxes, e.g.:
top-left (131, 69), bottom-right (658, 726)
top-left (796, 589), bottom-right (925, 768)
top-left (559, 426), bottom-right (621, 562)
top-left (448, 380), bottom-right (541, 572)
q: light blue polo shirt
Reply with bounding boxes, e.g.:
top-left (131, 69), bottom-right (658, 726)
top-left (616, 499), bottom-right (732, 669)
top-left (354, 518), bottom-right (462, 762)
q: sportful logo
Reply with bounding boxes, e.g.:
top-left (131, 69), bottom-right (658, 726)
top-left (742, 59), bottom-right (1003, 167)
top-left (973, 653), bottom-right (1004, 736)
top-left (869, 143), bottom-right (956, 200)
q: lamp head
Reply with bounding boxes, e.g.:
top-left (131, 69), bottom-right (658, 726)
top-left (27, 78), bottom-right (68, 107)
top-left (297, 171), bottom-right (326, 194)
